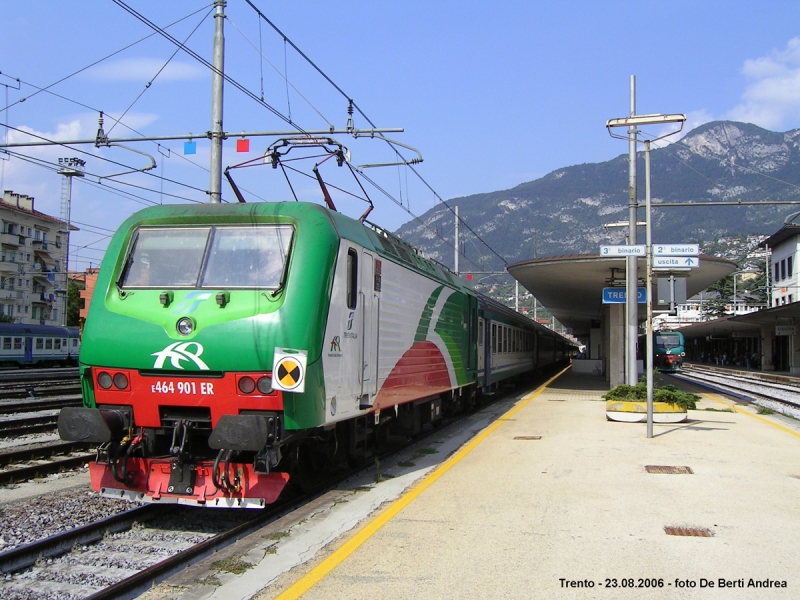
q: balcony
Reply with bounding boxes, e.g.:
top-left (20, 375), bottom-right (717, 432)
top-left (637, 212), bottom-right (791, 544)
top-left (0, 289), bottom-right (22, 302)
top-left (0, 233), bottom-right (21, 247)
top-left (0, 261), bottom-right (20, 274)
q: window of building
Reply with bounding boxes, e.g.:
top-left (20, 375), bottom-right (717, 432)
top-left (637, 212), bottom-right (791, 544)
top-left (788, 256), bottom-right (794, 278)
top-left (781, 259), bottom-right (786, 281)
top-left (775, 263), bottom-right (781, 281)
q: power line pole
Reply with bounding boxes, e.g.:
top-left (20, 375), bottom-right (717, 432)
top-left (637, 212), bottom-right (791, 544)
top-left (209, 0), bottom-right (226, 203)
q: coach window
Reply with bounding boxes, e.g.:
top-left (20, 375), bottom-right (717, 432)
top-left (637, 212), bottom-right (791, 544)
top-left (2, 338), bottom-right (9, 350)
top-left (55, 339), bottom-right (61, 350)
top-left (36, 338), bottom-right (43, 350)
top-left (347, 248), bottom-right (358, 309)
top-left (491, 324), bottom-right (497, 353)
top-left (45, 339), bottom-right (53, 350)
top-left (13, 337), bottom-right (22, 350)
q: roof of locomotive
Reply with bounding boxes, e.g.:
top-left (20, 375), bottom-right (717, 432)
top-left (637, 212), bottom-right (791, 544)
top-left (111, 201), bottom-right (471, 295)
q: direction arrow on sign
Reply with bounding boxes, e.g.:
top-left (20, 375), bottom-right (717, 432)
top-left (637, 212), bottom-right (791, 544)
top-left (600, 245), bottom-right (646, 256)
top-left (653, 256), bottom-right (699, 268)
top-left (653, 244), bottom-right (699, 256)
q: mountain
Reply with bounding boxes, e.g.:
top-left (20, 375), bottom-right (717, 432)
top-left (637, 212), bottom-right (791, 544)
top-left (395, 121), bottom-right (800, 272)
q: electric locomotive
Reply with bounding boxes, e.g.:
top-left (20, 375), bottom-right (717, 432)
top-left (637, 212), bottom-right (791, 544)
top-left (58, 201), bottom-right (571, 508)
top-left (638, 330), bottom-right (685, 372)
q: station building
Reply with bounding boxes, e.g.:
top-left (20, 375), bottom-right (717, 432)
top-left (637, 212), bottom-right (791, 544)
top-left (507, 217), bottom-right (800, 379)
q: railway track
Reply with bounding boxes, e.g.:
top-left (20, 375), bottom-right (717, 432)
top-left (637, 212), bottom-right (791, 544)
top-left (674, 364), bottom-right (800, 419)
top-left (0, 441), bottom-right (95, 486)
top-left (0, 374), bottom-right (545, 599)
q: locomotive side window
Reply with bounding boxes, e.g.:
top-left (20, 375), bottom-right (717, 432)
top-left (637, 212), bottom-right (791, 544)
top-left (346, 248), bottom-right (358, 309)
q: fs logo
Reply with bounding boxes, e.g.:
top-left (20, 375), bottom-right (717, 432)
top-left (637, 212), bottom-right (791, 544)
top-left (346, 311), bottom-right (355, 331)
top-left (330, 336), bottom-right (341, 352)
top-left (152, 342), bottom-right (209, 370)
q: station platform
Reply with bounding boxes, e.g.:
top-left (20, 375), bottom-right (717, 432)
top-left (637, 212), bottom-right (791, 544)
top-left (160, 367), bottom-right (800, 600)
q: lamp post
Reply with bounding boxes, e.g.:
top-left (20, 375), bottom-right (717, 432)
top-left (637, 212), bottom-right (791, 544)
top-left (606, 112), bottom-right (686, 438)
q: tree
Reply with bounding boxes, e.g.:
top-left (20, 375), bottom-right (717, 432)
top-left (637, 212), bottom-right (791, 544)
top-left (67, 281), bottom-right (84, 327)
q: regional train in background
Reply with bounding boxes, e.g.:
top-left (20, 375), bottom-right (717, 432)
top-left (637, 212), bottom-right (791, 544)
top-left (58, 201), bottom-right (575, 508)
top-left (0, 323), bottom-right (80, 367)
top-left (638, 330), bottom-right (686, 372)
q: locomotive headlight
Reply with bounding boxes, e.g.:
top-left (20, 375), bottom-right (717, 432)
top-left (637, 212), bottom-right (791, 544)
top-left (238, 376), bottom-right (256, 394)
top-left (113, 372), bottom-right (129, 390)
top-left (176, 317), bottom-right (195, 336)
top-left (98, 371), bottom-right (113, 389)
top-left (257, 376), bottom-right (272, 394)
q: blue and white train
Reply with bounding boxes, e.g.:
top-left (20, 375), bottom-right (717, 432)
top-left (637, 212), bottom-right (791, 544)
top-left (0, 323), bottom-right (80, 367)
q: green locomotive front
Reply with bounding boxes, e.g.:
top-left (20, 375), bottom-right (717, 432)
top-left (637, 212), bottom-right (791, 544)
top-left (58, 201), bottom-right (479, 508)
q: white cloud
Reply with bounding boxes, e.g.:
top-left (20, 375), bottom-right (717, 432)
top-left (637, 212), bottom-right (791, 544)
top-left (726, 37), bottom-right (800, 130)
top-left (84, 58), bottom-right (206, 83)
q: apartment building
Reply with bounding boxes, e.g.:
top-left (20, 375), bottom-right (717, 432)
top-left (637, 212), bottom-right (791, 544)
top-left (0, 190), bottom-right (76, 325)
top-left (759, 222), bottom-right (800, 307)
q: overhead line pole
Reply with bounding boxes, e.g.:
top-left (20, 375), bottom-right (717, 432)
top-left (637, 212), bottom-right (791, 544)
top-left (626, 76), bottom-right (639, 387)
top-left (209, 0), bottom-right (226, 203)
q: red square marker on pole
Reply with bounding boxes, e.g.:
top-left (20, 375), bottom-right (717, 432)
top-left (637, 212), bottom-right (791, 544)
top-left (236, 139), bottom-right (250, 153)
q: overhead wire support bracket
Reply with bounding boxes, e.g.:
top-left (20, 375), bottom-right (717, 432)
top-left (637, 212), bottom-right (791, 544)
top-left (0, 127), bottom-right (404, 149)
top-left (94, 112), bottom-right (157, 180)
top-left (351, 133), bottom-right (423, 169)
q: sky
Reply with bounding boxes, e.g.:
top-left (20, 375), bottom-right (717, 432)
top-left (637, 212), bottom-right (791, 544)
top-left (3, 0), bottom-right (800, 272)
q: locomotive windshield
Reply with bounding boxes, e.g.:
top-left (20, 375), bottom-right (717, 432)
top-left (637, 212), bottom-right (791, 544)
top-left (119, 225), bottom-right (294, 289)
top-left (655, 333), bottom-right (682, 349)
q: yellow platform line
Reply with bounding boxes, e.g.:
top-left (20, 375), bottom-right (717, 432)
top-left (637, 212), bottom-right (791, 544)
top-left (273, 365), bottom-right (571, 600)
top-left (701, 392), bottom-right (800, 439)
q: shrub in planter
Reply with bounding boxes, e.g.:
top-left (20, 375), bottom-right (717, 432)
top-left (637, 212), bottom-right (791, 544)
top-left (603, 376), bottom-right (699, 410)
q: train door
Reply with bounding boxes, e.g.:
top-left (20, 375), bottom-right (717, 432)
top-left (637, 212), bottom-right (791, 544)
top-left (360, 251), bottom-right (378, 405)
top-left (477, 317), bottom-right (485, 376)
top-left (23, 337), bottom-right (33, 364)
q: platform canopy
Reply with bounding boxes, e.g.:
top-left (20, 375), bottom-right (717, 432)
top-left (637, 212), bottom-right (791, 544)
top-left (507, 253), bottom-right (737, 336)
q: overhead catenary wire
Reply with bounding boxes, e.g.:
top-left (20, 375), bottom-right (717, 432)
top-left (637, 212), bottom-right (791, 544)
top-left (243, 0), bottom-right (509, 268)
top-left (112, 0), bottom-right (308, 135)
top-left (106, 7), bottom-right (214, 137)
top-left (0, 5), bottom-right (214, 116)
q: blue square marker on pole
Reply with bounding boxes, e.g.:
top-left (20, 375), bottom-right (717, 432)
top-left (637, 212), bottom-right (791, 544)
top-left (184, 141), bottom-right (197, 155)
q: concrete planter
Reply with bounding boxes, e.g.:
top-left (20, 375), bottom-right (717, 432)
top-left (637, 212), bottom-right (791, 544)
top-left (605, 400), bottom-right (687, 423)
